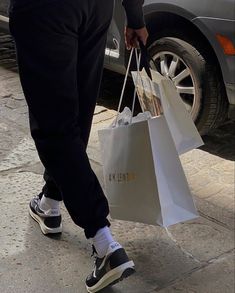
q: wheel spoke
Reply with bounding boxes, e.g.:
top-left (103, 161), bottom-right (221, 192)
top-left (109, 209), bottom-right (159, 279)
top-left (168, 56), bottom-right (179, 78)
top-left (172, 68), bottom-right (190, 85)
top-left (177, 86), bottom-right (195, 95)
top-left (160, 55), bottom-right (168, 76)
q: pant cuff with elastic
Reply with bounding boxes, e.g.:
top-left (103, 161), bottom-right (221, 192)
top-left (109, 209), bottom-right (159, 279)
top-left (84, 219), bottom-right (111, 239)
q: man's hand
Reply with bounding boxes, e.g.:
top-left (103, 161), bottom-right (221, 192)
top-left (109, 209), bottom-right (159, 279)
top-left (125, 26), bottom-right (149, 50)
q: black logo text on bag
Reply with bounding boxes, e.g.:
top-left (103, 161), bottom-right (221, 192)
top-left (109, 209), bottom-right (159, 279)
top-left (108, 172), bottom-right (136, 183)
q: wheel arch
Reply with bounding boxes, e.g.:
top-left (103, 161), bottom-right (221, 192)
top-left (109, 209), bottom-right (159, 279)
top-left (143, 6), bottom-right (228, 102)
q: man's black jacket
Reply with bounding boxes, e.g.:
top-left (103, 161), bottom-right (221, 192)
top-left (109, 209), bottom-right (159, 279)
top-left (10, 0), bottom-right (145, 29)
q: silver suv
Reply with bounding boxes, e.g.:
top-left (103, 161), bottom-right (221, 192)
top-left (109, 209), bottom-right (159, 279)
top-left (1, 0), bottom-right (235, 134)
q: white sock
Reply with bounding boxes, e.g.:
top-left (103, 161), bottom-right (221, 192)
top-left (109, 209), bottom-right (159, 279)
top-left (39, 194), bottom-right (60, 215)
top-left (92, 226), bottom-right (116, 258)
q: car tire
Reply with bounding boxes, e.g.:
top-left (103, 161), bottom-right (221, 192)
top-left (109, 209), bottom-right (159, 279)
top-left (148, 37), bottom-right (228, 135)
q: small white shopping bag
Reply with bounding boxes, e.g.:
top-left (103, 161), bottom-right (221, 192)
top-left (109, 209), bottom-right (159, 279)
top-left (98, 113), bottom-right (199, 227)
top-left (152, 69), bottom-right (204, 155)
top-left (132, 68), bottom-right (204, 155)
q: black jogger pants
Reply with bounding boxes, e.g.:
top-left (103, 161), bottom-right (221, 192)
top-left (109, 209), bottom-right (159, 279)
top-left (9, 0), bottom-right (114, 238)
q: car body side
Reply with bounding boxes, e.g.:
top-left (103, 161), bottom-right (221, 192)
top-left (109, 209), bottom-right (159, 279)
top-left (106, 0), bottom-right (235, 116)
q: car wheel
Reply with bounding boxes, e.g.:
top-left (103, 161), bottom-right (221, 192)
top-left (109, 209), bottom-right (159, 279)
top-left (148, 37), bottom-right (228, 135)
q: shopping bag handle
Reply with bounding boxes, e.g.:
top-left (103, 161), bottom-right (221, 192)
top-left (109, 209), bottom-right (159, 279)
top-left (137, 41), bottom-right (163, 117)
top-left (139, 41), bottom-right (171, 82)
top-left (115, 48), bottom-right (141, 125)
top-left (116, 43), bottom-right (157, 126)
top-left (139, 41), bottom-right (152, 79)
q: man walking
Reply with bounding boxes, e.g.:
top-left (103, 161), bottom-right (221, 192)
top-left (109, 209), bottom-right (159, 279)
top-left (9, 0), bottom-right (148, 291)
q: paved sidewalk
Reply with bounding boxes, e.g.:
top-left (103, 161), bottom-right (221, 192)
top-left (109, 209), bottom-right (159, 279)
top-left (0, 34), bottom-right (234, 293)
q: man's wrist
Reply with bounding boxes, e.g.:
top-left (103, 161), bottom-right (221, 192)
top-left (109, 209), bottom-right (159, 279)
top-left (123, 0), bottom-right (145, 30)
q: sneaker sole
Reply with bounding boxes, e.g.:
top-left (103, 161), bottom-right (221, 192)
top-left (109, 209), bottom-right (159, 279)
top-left (86, 261), bottom-right (135, 293)
top-left (29, 206), bottom-right (62, 235)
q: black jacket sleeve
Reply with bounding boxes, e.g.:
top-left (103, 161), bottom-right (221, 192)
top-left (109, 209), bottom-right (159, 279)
top-left (122, 0), bottom-right (145, 29)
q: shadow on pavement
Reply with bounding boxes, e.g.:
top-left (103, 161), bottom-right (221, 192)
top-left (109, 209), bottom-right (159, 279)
top-left (200, 121), bottom-right (235, 161)
top-left (0, 33), bottom-right (17, 72)
top-left (99, 286), bottom-right (121, 293)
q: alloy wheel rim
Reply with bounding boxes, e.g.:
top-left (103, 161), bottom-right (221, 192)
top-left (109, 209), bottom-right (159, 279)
top-left (150, 51), bottom-right (200, 121)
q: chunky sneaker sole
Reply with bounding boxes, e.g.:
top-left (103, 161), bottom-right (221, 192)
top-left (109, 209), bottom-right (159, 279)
top-left (29, 195), bottom-right (62, 235)
top-left (86, 242), bottom-right (135, 293)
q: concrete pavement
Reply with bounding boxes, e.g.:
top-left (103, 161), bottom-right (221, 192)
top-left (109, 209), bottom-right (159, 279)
top-left (0, 33), bottom-right (234, 293)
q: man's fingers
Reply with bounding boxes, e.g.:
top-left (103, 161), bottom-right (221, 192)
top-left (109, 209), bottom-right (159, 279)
top-left (124, 27), bottom-right (133, 50)
top-left (124, 26), bottom-right (149, 49)
top-left (125, 38), bottom-right (132, 50)
top-left (138, 35), bottom-right (147, 46)
top-left (130, 36), bottom-right (139, 48)
top-left (135, 27), bottom-right (149, 46)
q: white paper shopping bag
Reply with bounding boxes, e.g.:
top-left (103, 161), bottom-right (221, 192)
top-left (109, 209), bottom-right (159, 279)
top-left (98, 114), bottom-right (199, 227)
top-left (151, 69), bottom-right (204, 155)
top-left (132, 68), bottom-right (204, 155)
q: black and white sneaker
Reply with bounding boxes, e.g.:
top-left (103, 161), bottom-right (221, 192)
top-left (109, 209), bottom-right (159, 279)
top-left (86, 242), bottom-right (135, 293)
top-left (29, 194), bottom-right (62, 235)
